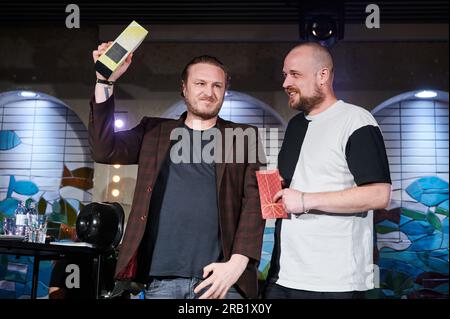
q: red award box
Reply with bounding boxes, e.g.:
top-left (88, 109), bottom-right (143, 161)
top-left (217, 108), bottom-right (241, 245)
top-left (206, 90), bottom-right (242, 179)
top-left (256, 169), bottom-right (288, 219)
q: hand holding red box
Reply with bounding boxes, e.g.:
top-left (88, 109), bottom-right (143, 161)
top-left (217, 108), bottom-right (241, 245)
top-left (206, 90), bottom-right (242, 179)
top-left (256, 169), bottom-right (288, 219)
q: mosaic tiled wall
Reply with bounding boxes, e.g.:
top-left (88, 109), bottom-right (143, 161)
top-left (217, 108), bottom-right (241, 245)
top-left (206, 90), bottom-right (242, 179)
top-left (372, 94), bottom-right (449, 298)
top-left (0, 91), bottom-right (94, 298)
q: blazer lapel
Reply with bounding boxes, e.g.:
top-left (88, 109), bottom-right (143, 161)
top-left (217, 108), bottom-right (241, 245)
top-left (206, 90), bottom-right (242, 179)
top-left (155, 113), bottom-right (186, 175)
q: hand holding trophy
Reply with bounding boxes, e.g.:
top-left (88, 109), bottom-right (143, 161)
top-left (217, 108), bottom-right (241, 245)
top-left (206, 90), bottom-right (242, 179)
top-left (92, 20), bottom-right (148, 81)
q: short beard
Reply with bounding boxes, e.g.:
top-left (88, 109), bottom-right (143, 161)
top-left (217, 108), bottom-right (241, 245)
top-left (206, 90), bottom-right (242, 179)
top-left (185, 99), bottom-right (222, 120)
top-left (290, 85), bottom-right (325, 114)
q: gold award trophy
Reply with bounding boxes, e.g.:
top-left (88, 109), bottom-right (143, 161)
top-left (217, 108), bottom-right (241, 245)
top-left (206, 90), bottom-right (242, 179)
top-left (95, 20), bottom-right (148, 79)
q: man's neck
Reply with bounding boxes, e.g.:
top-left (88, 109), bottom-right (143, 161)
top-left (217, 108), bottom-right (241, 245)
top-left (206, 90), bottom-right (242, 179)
top-left (185, 113), bottom-right (217, 130)
top-left (307, 95), bottom-right (338, 116)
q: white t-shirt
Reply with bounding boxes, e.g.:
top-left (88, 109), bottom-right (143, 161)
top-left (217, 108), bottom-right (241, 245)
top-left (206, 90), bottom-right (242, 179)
top-left (275, 100), bottom-right (390, 292)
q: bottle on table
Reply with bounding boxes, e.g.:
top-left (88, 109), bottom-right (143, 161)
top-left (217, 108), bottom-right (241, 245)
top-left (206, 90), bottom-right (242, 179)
top-left (27, 202), bottom-right (39, 242)
top-left (14, 201), bottom-right (27, 237)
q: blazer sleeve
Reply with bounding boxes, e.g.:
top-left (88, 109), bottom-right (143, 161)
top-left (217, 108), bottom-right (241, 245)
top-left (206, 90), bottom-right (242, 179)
top-left (88, 94), bottom-right (148, 165)
top-left (231, 127), bottom-right (266, 263)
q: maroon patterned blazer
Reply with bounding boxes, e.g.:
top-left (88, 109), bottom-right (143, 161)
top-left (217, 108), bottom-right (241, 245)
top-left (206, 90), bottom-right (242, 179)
top-left (88, 96), bottom-right (265, 298)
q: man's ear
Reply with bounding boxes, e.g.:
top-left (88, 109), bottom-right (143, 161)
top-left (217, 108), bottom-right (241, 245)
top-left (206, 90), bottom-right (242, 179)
top-left (180, 81), bottom-right (186, 97)
top-left (318, 68), bottom-right (330, 85)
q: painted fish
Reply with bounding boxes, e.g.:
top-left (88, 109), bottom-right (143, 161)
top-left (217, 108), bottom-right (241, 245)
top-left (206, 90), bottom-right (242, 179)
top-left (0, 130), bottom-right (21, 150)
top-left (60, 165), bottom-right (93, 190)
top-left (0, 197), bottom-right (20, 217)
top-left (377, 231), bottom-right (412, 251)
top-left (7, 176), bottom-right (39, 197)
top-left (406, 176), bottom-right (449, 207)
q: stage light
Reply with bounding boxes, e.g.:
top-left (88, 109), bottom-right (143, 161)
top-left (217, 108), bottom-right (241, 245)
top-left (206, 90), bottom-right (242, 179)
top-left (310, 16), bottom-right (336, 40)
top-left (414, 90), bottom-right (437, 99)
top-left (305, 15), bottom-right (340, 47)
top-left (114, 119), bottom-right (124, 128)
top-left (112, 175), bottom-right (121, 183)
top-left (114, 112), bottom-right (128, 131)
top-left (111, 189), bottom-right (120, 197)
top-left (298, 2), bottom-right (344, 48)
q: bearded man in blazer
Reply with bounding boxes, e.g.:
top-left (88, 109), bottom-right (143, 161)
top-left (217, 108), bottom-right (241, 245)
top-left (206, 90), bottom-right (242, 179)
top-left (89, 42), bottom-right (265, 299)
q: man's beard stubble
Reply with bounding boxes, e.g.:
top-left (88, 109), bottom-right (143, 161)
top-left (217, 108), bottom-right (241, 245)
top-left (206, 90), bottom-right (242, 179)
top-left (184, 96), bottom-right (223, 120)
top-left (290, 85), bottom-right (325, 115)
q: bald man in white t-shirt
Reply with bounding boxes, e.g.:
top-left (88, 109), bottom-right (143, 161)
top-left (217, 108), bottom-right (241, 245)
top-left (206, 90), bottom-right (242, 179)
top-left (264, 43), bottom-right (392, 299)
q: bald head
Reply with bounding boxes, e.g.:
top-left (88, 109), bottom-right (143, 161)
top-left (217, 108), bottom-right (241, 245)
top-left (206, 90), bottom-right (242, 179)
top-left (282, 42), bottom-right (336, 113)
top-left (288, 42), bottom-right (334, 76)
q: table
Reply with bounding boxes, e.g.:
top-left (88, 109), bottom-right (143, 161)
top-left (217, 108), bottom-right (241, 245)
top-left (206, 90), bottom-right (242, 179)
top-left (0, 239), bottom-right (103, 299)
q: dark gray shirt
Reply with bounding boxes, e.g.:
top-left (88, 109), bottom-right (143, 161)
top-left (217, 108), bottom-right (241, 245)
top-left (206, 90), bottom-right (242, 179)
top-left (148, 125), bottom-right (222, 279)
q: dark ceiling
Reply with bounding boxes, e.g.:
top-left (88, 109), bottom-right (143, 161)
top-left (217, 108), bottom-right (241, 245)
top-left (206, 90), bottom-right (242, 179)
top-left (0, 0), bottom-right (448, 26)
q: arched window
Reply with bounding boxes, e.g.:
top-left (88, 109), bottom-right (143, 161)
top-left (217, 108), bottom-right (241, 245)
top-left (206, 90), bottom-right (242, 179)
top-left (372, 90), bottom-right (449, 299)
top-left (0, 90), bottom-right (93, 298)
top-left (0, 91), bottom-right (93, 213)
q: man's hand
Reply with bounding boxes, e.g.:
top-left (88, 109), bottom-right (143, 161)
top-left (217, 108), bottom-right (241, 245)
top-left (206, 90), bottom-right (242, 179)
top-left (273, 188), bottom-right (304, 214)
top-left (193, 254), bottom-right (249, 299)
top-left (92, 41), bottom-right (133, 81)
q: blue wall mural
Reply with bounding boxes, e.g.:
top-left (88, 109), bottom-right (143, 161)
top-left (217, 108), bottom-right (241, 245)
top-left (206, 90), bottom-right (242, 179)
top-left (372, 90), bottom-right (449, 299)
top-left (1, 89), bottom-right (447, 299)
top-left (0, 91), bottom-right (94, 298)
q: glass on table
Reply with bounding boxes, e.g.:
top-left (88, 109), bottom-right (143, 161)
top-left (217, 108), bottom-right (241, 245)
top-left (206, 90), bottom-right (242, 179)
top-left (2, 217), bottom-right (16, 236)
top-left (28, 215), bottom-right (48, 243)
top-left (37, 215), bottom-right (48, 243)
